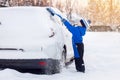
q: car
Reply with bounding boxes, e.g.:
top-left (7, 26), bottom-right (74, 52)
top-left (0, 7), bottom-right (67, 74)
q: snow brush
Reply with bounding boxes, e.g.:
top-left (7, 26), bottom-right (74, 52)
top-left (46, 7), bottom-right (63, 20)
top-left (46, 7), bottom-right (91, 27)
top-left (46, 7), bottom-right (55, 16)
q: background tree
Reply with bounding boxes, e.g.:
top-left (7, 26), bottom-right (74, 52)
top-left (87, 0), bottom-right (120, 29)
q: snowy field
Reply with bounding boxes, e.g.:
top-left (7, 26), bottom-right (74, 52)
top-left (0, 32), bottom-right (120, 80)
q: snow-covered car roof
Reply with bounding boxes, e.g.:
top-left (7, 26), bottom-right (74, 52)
top-left (0, 7), bottom-right (60, 47)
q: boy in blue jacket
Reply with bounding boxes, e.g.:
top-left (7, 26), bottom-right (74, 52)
top-left (61, 18), bottom-right (88, 73)
top-left (46, 7), bottom-right (89, 73)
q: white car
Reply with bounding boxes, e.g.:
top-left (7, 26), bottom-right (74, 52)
top-left (0, 7), bottom-right (67, 74)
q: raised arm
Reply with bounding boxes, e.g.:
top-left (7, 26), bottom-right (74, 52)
top-left (61, 18), bottom-right (75, 33)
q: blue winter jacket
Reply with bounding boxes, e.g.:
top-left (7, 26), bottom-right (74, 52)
top-left (62, 19), bottom-right (87, 58)
top-left (62, 19), bottom-right (86, 43)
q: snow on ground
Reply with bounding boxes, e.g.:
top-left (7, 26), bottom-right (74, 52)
top-left (0, 32), bottom-right (120, 80)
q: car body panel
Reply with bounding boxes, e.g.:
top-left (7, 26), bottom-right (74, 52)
top-left (0, 7), bottom-right (66, 73)
top-left (0, 7), bottom-right (64, 59)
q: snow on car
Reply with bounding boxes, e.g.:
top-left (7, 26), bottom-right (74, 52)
top-left (0, 7), bottom-right (67, 74)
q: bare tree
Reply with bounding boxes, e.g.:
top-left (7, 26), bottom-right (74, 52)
top-left (87, 0), bottom-right (120, 29)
